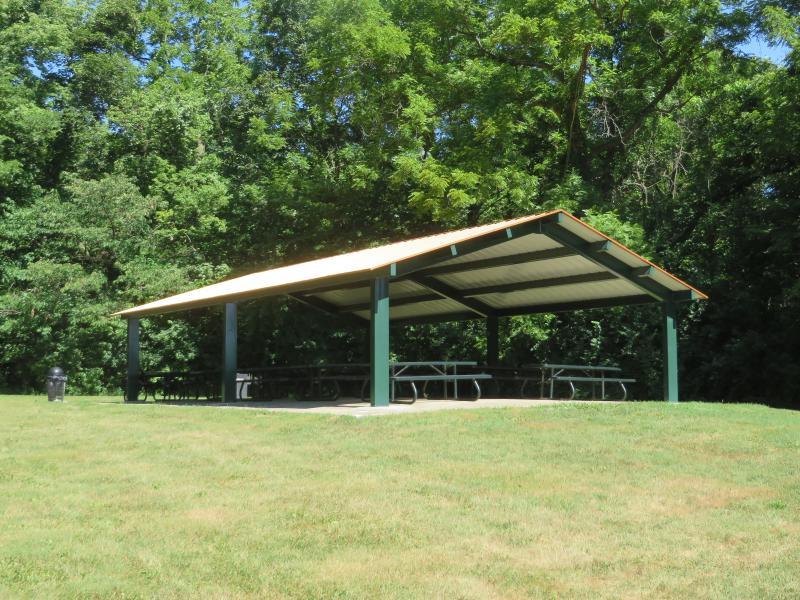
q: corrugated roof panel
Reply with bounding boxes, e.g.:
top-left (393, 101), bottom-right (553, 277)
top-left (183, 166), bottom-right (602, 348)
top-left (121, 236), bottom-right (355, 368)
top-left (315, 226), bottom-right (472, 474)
top-left (313, 288), bottom-right (367, 306)
top-left (605, 245), bottom-right (644, 269)
top-left (435, 255), bottom-right (603, 289)
top-left (389, 298), bottom-right (467, 320)
top-left (558, 212), bottom-right (705, 297)
top-left (477, 279), bottom-right (644, 310)
top-left (555, 216), bottom-right (647, 270)
top-left (557, 216), bottom-right (604, 243)
top-left (649, 269), bottom-right (690, 293)
top-left (427, 232), bottom-right (561, 268)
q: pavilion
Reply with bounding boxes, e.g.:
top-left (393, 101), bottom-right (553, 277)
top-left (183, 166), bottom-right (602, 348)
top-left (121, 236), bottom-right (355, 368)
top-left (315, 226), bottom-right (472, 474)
top-left (115, 209), bottom-right (706, 405)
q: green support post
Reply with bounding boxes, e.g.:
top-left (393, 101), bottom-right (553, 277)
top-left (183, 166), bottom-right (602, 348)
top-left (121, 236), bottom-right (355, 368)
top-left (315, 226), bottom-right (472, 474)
top-left (486, 316), bottom-right (499, 366)
top-left (126, 318), bottom-right (140, 403)
top-left (222, 302), bottom-right (237, 402)
top-left (369, 277), bottom-right (390, 407)
top-left (662, 301), bottom-right (679, 402)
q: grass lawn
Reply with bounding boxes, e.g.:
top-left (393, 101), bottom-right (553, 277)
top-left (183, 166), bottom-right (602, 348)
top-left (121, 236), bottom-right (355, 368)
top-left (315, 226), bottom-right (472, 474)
top-left (1, 396), bottom-right (798, 599)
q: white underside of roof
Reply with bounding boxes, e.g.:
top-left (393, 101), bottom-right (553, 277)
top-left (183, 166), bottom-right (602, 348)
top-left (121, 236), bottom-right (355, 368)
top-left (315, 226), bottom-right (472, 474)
top-left (436, 255), bottom-right (601, 288)
top-left (115, 210), bottom-right (705, 319)
top-left (304, 234), bottom-right (650, 320)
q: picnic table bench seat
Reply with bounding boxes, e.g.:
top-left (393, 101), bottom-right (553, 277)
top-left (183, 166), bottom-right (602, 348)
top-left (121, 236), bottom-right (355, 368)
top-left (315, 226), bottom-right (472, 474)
top-left (390, 373), bottom-right (492, 404)
top-left (533, 364), bottom-right (635, 400)
top-left (550, 374), bottom-right (635, 400)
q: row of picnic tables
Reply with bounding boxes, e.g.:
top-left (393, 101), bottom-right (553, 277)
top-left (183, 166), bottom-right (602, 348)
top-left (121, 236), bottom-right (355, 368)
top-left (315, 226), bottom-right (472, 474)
top-left (136, 361), bottom-right (634, 403)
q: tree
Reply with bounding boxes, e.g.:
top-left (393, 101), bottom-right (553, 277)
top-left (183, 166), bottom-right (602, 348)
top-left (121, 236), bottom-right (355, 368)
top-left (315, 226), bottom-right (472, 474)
top-left (0, 0), bottom-right (796, 404)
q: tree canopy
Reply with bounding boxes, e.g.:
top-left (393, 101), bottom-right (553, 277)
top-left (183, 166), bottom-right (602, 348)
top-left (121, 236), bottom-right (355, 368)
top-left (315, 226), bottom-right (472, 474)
top-left (1, 0), bottom-right (798, 404)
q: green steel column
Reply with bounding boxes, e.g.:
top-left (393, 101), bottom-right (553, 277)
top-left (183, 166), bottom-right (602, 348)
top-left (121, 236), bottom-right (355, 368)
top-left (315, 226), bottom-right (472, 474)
top-left (486, 316), bottom-right (499, 366)
top-left (222, 302), bottom-right (238, 402)
top-left (662, 301), bottom-right (679, 402)
top-left (126, 318), bottom-right (140, 403)
top-left (369, 277), bottom-right (390, 407)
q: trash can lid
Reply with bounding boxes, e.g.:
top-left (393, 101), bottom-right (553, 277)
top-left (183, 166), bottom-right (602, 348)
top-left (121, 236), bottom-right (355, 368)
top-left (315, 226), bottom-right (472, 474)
top-left (48, 366), bottom-right (65, 377)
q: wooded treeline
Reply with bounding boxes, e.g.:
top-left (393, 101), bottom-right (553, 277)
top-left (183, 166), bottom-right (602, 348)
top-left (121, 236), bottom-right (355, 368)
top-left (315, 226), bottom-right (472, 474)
top-left (1, 0), bottom-right (797, 404)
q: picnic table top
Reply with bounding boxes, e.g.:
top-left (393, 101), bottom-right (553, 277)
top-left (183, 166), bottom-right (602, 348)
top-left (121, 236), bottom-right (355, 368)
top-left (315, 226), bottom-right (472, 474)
top-left (239, 361), bottom-right (478, 373)
top-left (526, 363), bottom-right (622, 372)
top-left (147, 362), bottom-right (621, 378)
top-left (392, 360), bottom-right (478, 367)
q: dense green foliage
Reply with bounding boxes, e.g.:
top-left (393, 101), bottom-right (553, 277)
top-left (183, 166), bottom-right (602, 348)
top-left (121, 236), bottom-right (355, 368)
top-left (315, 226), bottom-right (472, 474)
top-left (0, 0), bottom-right (797, 403)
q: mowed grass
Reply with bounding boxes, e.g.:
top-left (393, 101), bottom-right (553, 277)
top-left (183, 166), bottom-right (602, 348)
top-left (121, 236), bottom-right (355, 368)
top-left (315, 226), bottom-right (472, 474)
top-left (1, 397), bottom-right (798, 599)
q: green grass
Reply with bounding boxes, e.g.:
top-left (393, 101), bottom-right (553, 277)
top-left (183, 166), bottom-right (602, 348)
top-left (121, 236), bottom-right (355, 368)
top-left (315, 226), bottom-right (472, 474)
top-left (1, 396), bottom-right (798, 599)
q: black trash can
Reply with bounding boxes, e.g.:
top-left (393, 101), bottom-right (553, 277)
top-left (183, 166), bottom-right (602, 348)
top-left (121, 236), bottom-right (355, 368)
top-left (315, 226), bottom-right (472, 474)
top-left (46, 367), bottom-right (67, 402)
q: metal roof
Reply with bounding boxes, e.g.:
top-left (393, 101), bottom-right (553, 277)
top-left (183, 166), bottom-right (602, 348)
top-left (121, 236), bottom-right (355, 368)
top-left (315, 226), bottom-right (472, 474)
top-left (114, 209), bottom-right (706, 320)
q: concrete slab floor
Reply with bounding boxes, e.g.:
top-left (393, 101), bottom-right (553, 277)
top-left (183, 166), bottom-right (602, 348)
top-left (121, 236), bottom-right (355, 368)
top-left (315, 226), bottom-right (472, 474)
top-left (150, 397), bottom-right (620, 417)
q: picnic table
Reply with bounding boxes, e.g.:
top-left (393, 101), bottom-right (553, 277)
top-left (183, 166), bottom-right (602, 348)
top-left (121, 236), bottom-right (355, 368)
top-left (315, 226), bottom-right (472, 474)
top-left (527, 363), bottom-right (635, 400)
top-left (483, 363), bottom-right (634, 400)
top-left (137, 370), bottom-right (219, 401)
top-left (390, 361), bottom-right (491, 404)
top-left (237, 364), bottom-right (355, 401)
top-left (236, 361), bottom-right (491, 404)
